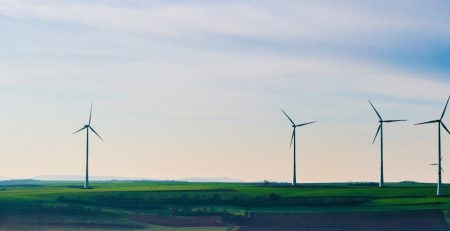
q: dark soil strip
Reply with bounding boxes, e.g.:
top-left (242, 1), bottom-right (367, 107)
top-left (23, 222), bottom-right (143, 230)
top-left (129, 214), bottom-right (225, 227)
top-left (239, 210), bottom-right (448, 231)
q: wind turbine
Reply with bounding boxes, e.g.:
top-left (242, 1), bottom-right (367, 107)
top-left (369, 100), bottom-right (406, 188)
top-left (281, 109), bottom-right (316, 186)
top-left (73, 103), bottom-right (104, 189)
top-left (415, 96), bottom-right (450, 196)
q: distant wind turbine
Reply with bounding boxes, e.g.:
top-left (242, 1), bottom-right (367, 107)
top-left (281, 109), bottom-right (316, 186)
top-left (369, 100), bottom-right (406, 188)
top-left (73, 103), bottom-right (104, 189)
top-left (415, 96), bottom-right (450, 196)
top-left (430, 163), bottom-right (444, 174)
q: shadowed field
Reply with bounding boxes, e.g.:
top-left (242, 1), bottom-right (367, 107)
top-left (0, 181), bottom-right (449, 230)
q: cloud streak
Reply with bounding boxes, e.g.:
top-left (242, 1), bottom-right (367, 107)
top-left (1, 1), bottom-right (448, 42)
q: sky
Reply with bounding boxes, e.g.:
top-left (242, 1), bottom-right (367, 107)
top-left (0, 0), bottom-right (449, 183)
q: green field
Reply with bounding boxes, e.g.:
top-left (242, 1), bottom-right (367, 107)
top-left (0, 180), bottom-right (449, 230)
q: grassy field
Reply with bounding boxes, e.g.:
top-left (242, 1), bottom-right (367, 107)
top-left (0, 180), bottom-right (449, 230)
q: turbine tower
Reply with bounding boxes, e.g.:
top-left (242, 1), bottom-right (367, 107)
top-left (73, 103), bottom-right (104, 189)
top-left (415, 96), bottom-right (450, 196)
top-left (369, 100), bottom-right (406, 187)
top-left (281, 109), bottom-right (316, 186)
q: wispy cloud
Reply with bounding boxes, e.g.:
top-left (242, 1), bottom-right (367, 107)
top-left (1, 0), bottom-right (448, 74)
top-left (1, 1), bottom-right (448, 41)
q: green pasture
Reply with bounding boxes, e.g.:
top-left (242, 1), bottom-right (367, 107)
top-left (1, 181), bottom-right (449, 213)
top-left (0, 181), bottom-right (449, 229)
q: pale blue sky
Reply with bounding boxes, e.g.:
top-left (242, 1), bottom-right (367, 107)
top-left (0, 0), bottom-right (449, 182)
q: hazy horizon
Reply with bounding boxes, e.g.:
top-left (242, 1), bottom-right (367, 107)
top-left (0, 175), bottom-right (436, 184)
top-left (0, 1), bottom-right (449, 183)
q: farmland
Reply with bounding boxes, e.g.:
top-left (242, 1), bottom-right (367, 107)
top-left (0, 180), bottom-right (449, 230)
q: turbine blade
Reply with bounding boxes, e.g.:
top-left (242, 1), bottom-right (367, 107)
top-left (429, 164), bottom-right (444, 173)
top-left (368, 100), bottom-right (382, 120)
top-left (441, 95), bottom-right (450, 120)
top-left (372, 124), bottom-right (381, 144)
top-left (383, 120), bottom-right (407, 123)
top-left (289, 129), bottom-right (294, 148)
top-left (414, 120), bottom-right (440, 125)
top-left (441, 122), bottom-right (450, 135)
top-left (88, 102), bottom-right (93, 125)
top-left (73, 126), bottom-right (86, 134)
top-left (295, 121), bottom-right (316, 127)
top-left (281, 109), bottom-right (295, 125)
top-left (89, 126), bottom-right (104, 141)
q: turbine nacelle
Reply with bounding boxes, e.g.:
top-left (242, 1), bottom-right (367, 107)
top-left (414, 96), bottom-right (450, 135)
top-left (414, 120), bottom-right (450, 135)
top-left (73, 104), bottom-right (104, 141)
top-left (282, 109), bottom-right (316, 148)
top-left (369, 100), bottom-right (407, 144)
